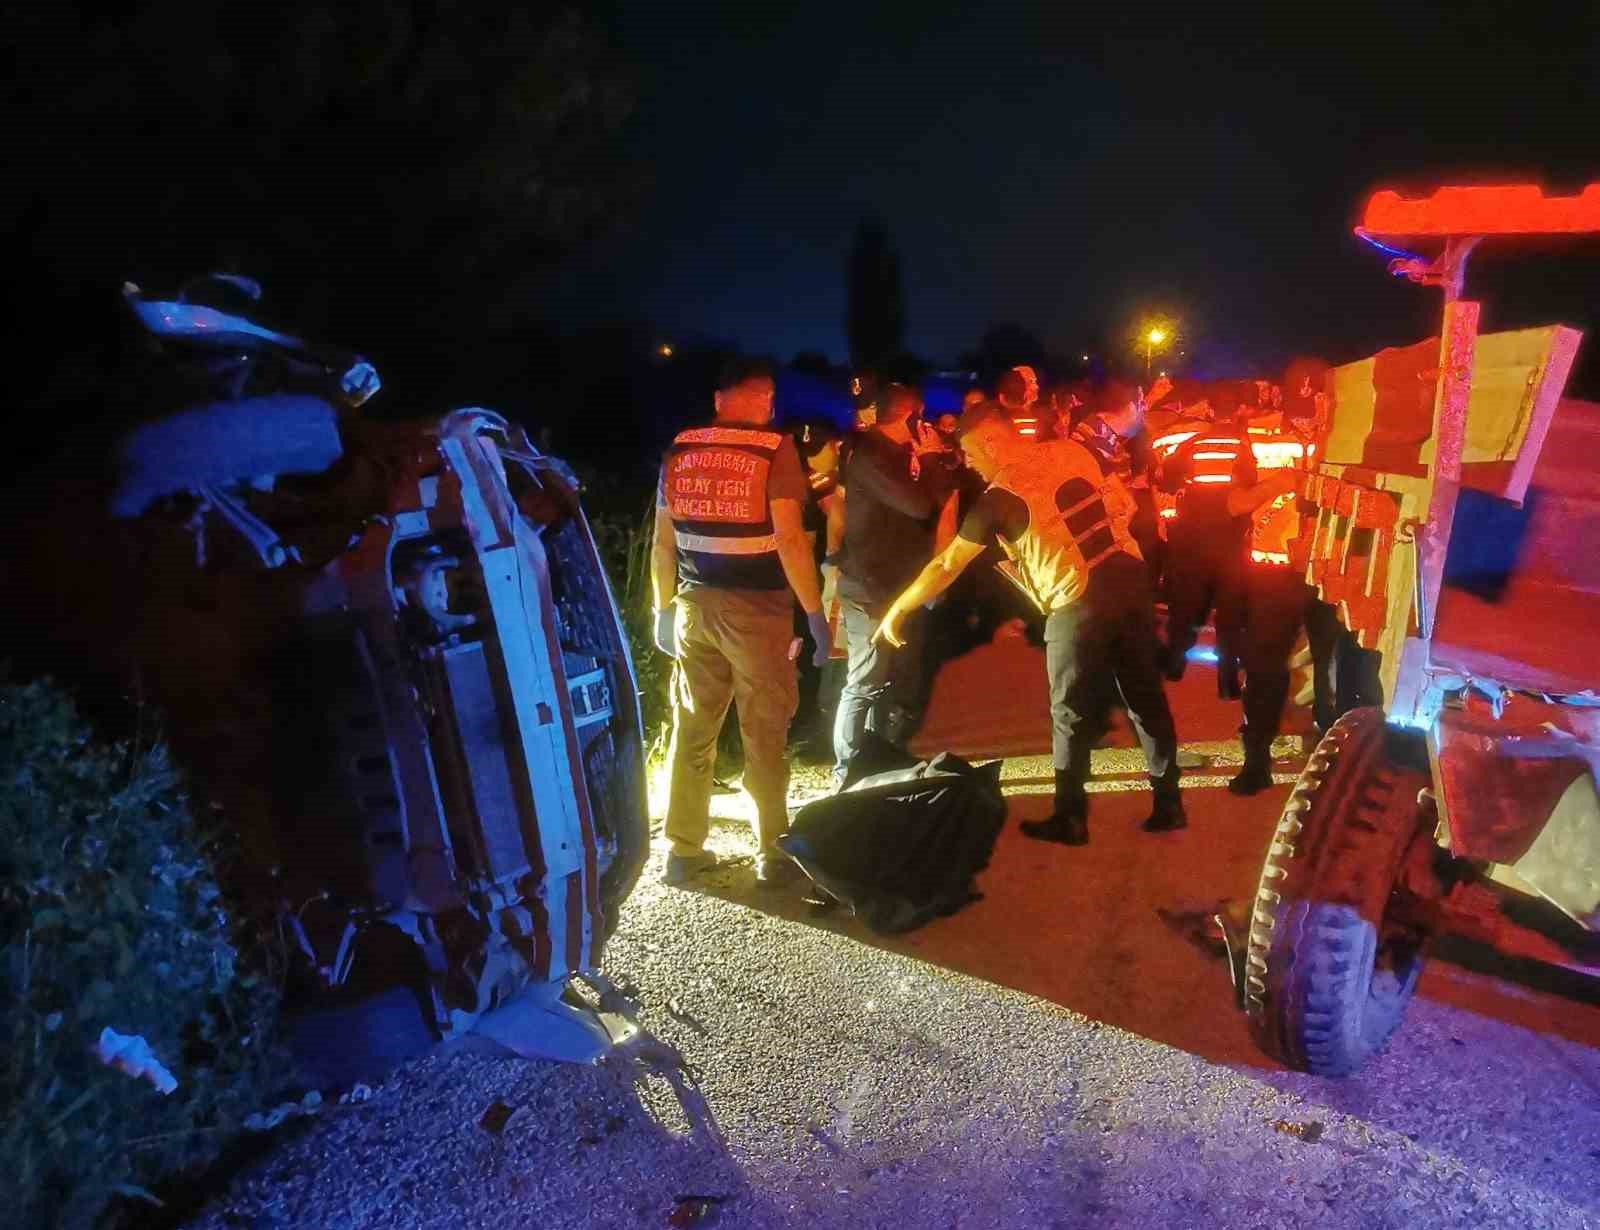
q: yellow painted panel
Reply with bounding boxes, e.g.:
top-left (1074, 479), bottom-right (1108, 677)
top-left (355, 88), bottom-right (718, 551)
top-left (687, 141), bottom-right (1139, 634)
top-left (1326, 326), bottom-right (1565, 470)
top-left (1462, 325), bottom-right (1564, 463)
top-left (1323, 356), bottom-right (1377, 465)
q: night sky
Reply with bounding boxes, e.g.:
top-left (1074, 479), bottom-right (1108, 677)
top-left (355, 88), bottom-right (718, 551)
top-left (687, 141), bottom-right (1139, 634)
top-left (560, 2), bottom-right (1599, 383)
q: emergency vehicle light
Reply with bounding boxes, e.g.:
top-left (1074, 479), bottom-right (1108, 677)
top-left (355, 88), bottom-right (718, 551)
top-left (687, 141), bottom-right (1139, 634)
top-left (1191, 473), bottom-right (1232, 484)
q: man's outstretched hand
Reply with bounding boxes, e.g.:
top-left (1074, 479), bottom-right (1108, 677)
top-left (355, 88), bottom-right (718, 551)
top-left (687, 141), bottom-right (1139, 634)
top-left (873, 606), bottom-right (907, 650)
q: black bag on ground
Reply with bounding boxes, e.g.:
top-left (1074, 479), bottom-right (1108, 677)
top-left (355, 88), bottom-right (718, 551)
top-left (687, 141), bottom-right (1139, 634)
top-left (777, 736), bottom-right (1005, 933)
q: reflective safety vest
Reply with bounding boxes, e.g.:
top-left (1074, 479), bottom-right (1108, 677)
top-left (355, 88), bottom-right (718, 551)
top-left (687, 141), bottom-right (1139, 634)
top-left (1179, 428), bottom-right (1248, 491)
top-left (663, 425), bottom-right (786, 590)
top-left (1246, 429), bottom-right (1310, 566)
top-left (990, 441), bottom-right (1139, 615)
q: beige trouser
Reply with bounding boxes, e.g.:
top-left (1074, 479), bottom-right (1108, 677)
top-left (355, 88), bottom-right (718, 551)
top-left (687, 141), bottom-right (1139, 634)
top-left (664, 587), bottom-right (799, 858)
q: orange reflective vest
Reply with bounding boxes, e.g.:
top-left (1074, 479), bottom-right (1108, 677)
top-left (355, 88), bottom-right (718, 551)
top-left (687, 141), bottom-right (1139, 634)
top-left (1245, 429), bottom-right (1311, 567)
top-left (663, 425), bottom-right (786, 590)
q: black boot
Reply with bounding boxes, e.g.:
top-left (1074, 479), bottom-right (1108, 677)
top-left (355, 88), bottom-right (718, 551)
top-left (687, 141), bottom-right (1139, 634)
top-left (1021, 771), bottom-right (1089, 846)
top-left (1227, 759), bottom-right (1275, 796)
top-left (1228, 738), bottom-right (1275, 796)
top-left (1142, 784), bottom-right (1188, 833)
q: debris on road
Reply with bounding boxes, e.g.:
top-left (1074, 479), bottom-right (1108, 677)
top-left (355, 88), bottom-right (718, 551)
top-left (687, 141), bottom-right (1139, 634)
top-left (1270, 1119), bottom-right (1325, 1143)
top-left (478, 1100), bottom-right (517, 1136)
top-left (243, 1090), bottom-right (323, 1133)
top-left (666, 998), bottom-right (711, 1037)
top-left (668, 1194), bottom-right (727, 1225)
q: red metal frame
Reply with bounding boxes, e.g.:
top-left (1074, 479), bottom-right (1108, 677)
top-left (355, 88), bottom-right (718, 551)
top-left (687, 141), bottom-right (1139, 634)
top-left (1362, 183), bottom-right (1600, 237)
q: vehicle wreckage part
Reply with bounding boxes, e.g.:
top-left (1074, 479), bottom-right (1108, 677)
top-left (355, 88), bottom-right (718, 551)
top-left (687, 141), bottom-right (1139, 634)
top-left (1246, 708), bottom-right (1434, 1076)
top-left (1489, 773), bottom-right (1600, 929)
top-left (109, 394), bottom-right (343, 518)
top-left (99, 334), bottom-right (649, 1076)
top-left (472, 979), bottom-right (623, 1064)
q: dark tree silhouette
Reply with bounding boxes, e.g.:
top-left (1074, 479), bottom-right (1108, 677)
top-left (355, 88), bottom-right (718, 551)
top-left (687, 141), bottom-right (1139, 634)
top-left (790, 351), bottom-right (837, 379)
top-left (962, 323), bottom-right (1048, 383)
top-left (846, 217), bottom-right (906, 372)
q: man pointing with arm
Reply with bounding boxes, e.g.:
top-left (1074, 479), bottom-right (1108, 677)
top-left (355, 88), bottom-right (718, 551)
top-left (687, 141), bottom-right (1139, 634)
top-left (652, 358), bottom-right (830, 887)
top-left (876, 403), bottom-right (1182, 845)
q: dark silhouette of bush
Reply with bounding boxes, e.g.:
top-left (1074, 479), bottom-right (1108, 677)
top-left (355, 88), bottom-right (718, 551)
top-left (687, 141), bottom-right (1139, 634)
top-left (0, 680), bottom-right (288, 1230)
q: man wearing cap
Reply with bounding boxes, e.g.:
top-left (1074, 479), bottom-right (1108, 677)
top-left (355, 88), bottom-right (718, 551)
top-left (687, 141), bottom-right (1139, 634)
top-left (652, 359), bottom-right (832, 886)
top-left (995, 364), bottom-right (1043, 441)
top-left (875, 403), bottom-right (1184, 844)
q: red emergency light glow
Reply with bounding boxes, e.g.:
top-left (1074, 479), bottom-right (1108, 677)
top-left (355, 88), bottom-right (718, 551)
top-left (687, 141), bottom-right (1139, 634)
top-left (1360, 183), bottom-right (1600, 238)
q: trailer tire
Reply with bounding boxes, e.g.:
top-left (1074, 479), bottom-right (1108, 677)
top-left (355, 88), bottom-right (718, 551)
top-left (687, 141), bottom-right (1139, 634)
top-left (1245, 707), bottom-right (1432, 1076)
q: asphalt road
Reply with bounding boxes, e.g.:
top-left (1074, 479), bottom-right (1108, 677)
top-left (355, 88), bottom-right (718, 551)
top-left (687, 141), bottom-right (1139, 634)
top-left (184, 636), bottom-right (1600, 1230)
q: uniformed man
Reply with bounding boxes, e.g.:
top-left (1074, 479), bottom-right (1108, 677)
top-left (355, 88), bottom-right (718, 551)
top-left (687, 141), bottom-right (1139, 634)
top-left (1073, 378), bottom-right (1169, 583)
top-left (1156, 385), bottom-right (1260, 685)
top-left (873, 404), bottom-right (1183, 844)
top-left (1223, 420), bottom-right (1307, 794)
top-left (651, 359), bottom-right (832, 886)
top-left (995, 365), bottom-right (1043, 440)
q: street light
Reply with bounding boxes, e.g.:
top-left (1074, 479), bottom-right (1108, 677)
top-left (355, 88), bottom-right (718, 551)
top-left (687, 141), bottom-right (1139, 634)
top-left (1143, 326), bottom-right (1168, 378)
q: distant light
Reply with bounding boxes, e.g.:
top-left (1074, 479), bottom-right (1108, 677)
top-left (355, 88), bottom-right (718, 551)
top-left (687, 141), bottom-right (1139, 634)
top-left (1159, 370), bottom-right (1167, 378)
top-left (1147, 327), bottom-right (1168, 345)
top-left (1082, 354), bottom-right (1090, 362)
top-left (657, 343), bottom-right (674, 358)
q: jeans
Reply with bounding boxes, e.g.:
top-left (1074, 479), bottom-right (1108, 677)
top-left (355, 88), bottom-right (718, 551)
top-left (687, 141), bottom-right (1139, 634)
top-left (832, 596), bottom-right (925, 775)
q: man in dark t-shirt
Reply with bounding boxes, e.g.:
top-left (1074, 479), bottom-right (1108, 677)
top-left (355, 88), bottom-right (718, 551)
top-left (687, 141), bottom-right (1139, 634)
top-left (831, 384), bottom-right (953, 779)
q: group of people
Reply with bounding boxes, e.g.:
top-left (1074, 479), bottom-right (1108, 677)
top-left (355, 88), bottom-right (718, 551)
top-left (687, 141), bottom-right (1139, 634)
top-left (649, 354), bottom-right (1377, 887)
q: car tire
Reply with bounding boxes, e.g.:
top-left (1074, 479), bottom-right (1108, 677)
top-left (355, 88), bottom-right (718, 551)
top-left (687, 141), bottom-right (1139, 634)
top-left (1245, 707), bottom-right (1433, 1076)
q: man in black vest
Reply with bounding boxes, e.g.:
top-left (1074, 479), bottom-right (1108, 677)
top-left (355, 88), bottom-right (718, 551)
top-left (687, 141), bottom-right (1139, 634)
top-left (652, 359), bottom-right (831, 886)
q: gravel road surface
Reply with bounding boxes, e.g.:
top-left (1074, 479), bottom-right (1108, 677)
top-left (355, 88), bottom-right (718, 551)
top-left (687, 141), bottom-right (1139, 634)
top-left (184, 810), bottom-right (1600, 1230)
top-left (182, 638), bottom-right (1600, 1230)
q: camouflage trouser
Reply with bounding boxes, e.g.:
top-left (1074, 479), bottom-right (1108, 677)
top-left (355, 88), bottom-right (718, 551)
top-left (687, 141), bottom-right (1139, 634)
top-left (664, 588), bottom-right (799, 857)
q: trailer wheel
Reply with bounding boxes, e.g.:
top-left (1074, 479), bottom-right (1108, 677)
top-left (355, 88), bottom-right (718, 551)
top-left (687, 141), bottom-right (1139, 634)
top-left (1245, 708), bottom-right (1433, 1076)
